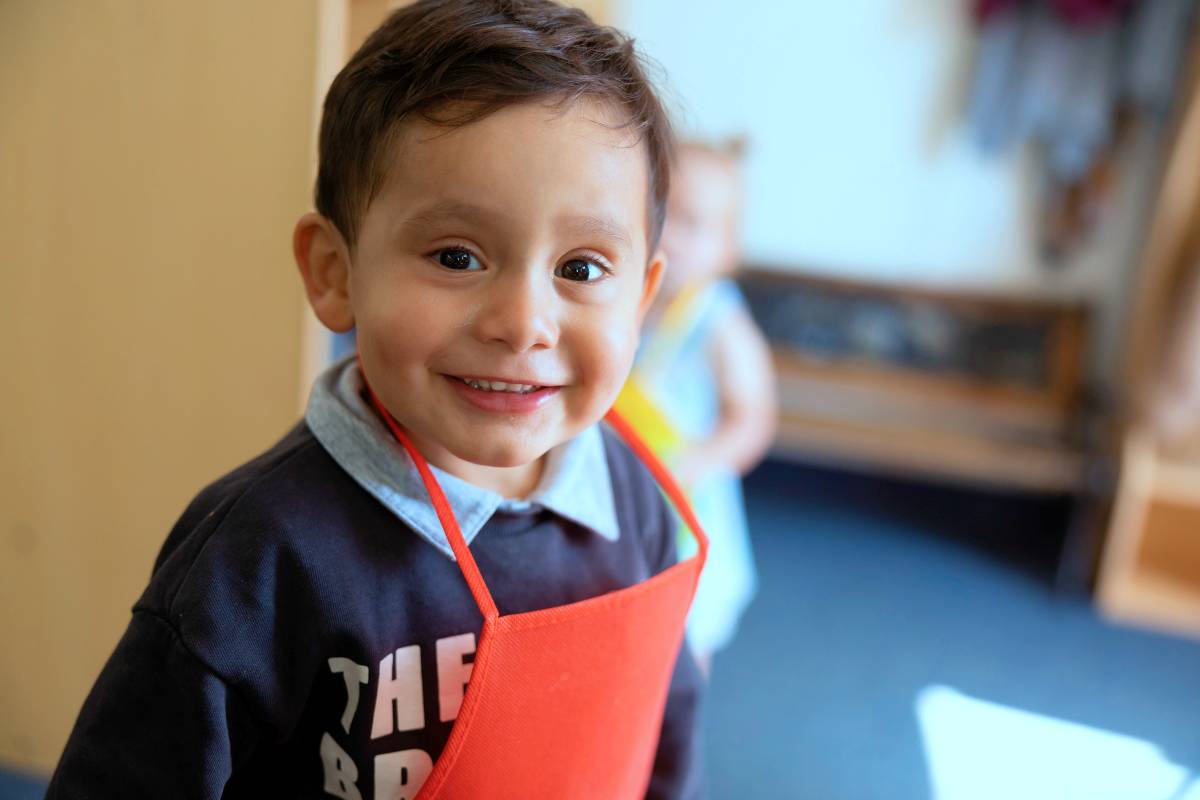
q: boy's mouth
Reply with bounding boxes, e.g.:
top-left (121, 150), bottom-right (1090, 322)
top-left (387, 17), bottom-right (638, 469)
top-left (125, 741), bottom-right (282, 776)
top-left (445, 374), bottom-right (560, 415)
top-left (451, 376), bottom-right (546, 394)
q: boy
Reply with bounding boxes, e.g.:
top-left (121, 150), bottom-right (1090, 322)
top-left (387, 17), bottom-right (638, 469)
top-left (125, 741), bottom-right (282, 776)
top-left (47, 1), bottom-right (705, 798)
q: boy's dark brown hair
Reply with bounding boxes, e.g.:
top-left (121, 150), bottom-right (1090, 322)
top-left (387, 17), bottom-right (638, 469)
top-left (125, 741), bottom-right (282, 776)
top-left (316, 0), bottom-right (674, 251)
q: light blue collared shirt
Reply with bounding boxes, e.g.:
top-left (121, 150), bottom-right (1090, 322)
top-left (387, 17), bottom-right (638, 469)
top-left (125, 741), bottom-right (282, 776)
top-left (305, 357), bottom-right (620, 560)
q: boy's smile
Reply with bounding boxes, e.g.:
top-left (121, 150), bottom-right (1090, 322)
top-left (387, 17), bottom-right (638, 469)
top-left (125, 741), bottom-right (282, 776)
top-left (297, 99), bottom-right (663, 497)
top-left (445, 376), bottom-right (559, 414)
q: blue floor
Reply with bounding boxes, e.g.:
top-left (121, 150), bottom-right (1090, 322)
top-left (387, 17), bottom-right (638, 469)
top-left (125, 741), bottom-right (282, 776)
top-left (8, 459), bottom-right (1199, 798)
top-left (704, 459), bottom-right (1200, 799)
top-left (0, 769), bottom-right (43, 800)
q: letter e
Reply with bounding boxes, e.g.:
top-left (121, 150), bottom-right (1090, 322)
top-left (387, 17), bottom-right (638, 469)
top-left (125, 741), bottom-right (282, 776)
top-left (436, 632), bottom-right (476, 722)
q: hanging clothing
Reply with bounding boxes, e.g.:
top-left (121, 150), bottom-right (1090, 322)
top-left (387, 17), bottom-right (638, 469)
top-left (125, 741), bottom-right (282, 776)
top-left (967, 0), bottom-right (1198, 259)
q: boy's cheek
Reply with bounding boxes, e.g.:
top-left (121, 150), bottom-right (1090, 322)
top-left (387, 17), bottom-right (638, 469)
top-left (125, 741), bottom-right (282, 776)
top-left (577, 333), bottom-right (638, 409)
top-left (357, 294), bottom-right (439, 347)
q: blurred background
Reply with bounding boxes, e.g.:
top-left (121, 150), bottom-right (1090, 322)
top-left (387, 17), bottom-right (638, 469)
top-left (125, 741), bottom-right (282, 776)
top-left (2, 1), bottom-right (1199, 797)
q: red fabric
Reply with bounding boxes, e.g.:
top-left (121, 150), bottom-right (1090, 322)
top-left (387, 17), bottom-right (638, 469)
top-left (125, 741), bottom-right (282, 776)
top-left (364, 383), bottom-right (707, 799)
top-left (1052, 0), bottom-right (1130, 25)
top-left (975, 0), bottom-right (1018, 23)
top-left (975, 0), bottom-right (1132, 26)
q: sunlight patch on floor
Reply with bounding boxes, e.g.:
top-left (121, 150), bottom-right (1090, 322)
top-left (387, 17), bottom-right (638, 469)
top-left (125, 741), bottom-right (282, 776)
top-left (916, 685), bottom-right (1199, 800)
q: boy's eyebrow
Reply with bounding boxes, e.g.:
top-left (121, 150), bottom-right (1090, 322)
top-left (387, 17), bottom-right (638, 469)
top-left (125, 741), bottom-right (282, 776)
top-left (558, 214), bottom-right (632, 252)
top-left (405, 200), bottom-right (496, 228)
top-left (404, 200), bottom-right (633, 251)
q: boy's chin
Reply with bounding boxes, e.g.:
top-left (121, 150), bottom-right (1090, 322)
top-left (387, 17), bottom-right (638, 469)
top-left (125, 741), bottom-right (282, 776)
top-left (452, 440), bottom-right (548, 471)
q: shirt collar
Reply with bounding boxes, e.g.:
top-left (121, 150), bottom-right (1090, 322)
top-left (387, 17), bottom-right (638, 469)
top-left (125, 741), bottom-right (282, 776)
top-left (304, 356), bottom-right (620, 560)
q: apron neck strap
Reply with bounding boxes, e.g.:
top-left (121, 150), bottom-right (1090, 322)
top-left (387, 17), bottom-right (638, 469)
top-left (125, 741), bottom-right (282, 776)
top-left (359, 362), bottom-right (500, 622)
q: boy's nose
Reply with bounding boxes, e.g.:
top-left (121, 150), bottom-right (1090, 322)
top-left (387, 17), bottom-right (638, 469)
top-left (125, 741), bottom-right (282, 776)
top-left (470, 267), bottom-right (559, 353)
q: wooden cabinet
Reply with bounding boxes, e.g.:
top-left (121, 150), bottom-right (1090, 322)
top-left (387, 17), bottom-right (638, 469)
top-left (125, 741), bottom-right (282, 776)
top-left (1095, 27), bottom-right (1200, 640)
top-left (1099, 436), bottom-right (1200, 638)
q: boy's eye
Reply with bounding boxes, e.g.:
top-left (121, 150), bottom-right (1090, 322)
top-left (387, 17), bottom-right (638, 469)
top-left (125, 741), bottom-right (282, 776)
top-left (436, 248), bottom-right (482, 271)
top-left (556, 258), bottom-right (604, 283)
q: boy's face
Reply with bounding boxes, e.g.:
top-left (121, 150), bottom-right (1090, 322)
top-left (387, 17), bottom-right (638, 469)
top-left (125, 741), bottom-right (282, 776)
top-left (299, 99), bottom-right (662, 491)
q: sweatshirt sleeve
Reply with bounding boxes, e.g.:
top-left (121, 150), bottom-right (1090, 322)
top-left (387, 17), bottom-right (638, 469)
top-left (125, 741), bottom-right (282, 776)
top-left (46, 609), bottom-right (262, 799)
top-left (646, 637), bottom-right (706, 800)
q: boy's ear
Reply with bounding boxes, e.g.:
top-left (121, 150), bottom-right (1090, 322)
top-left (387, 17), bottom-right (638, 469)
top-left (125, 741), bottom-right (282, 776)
top-left (637, 249), bottom-right (666, 322)
top-left (294, 212), bottom-right (355, 333)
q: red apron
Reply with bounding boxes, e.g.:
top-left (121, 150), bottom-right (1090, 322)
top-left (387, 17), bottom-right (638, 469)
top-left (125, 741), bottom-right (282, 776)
top-left (364, 384), bottom-right (708, 799)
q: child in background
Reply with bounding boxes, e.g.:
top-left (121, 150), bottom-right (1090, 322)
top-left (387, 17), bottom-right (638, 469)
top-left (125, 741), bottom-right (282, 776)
top-left (47, 2), bottom-right (706, 797)
top-left (617, 140), bottom-right (777, 669)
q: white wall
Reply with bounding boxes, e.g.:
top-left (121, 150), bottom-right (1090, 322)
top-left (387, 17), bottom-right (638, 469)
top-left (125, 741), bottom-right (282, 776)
top-left (617, 0), bottom-right (1163, 384)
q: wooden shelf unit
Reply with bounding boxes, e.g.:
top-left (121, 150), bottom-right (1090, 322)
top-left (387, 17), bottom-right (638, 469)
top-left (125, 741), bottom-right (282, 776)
top-left (1095, 22), bottom-right (1200, 639)
top-left (1098, 434), bottom-right (1200, 639)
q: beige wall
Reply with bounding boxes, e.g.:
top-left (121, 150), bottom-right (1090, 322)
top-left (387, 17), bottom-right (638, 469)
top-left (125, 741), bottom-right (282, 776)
top-left (0, 1), bottom-right (320, 773)
top-left (347, 0), bottom-right (613, 53)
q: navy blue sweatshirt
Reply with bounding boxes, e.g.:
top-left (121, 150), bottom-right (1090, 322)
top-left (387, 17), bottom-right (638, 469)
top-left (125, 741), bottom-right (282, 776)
top-left (46, 422), bottom-right (704, 798)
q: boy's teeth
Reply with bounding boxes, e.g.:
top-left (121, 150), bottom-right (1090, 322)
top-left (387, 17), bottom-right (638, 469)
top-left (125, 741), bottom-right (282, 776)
top-left (462, 378), bottom-right (540, 393)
